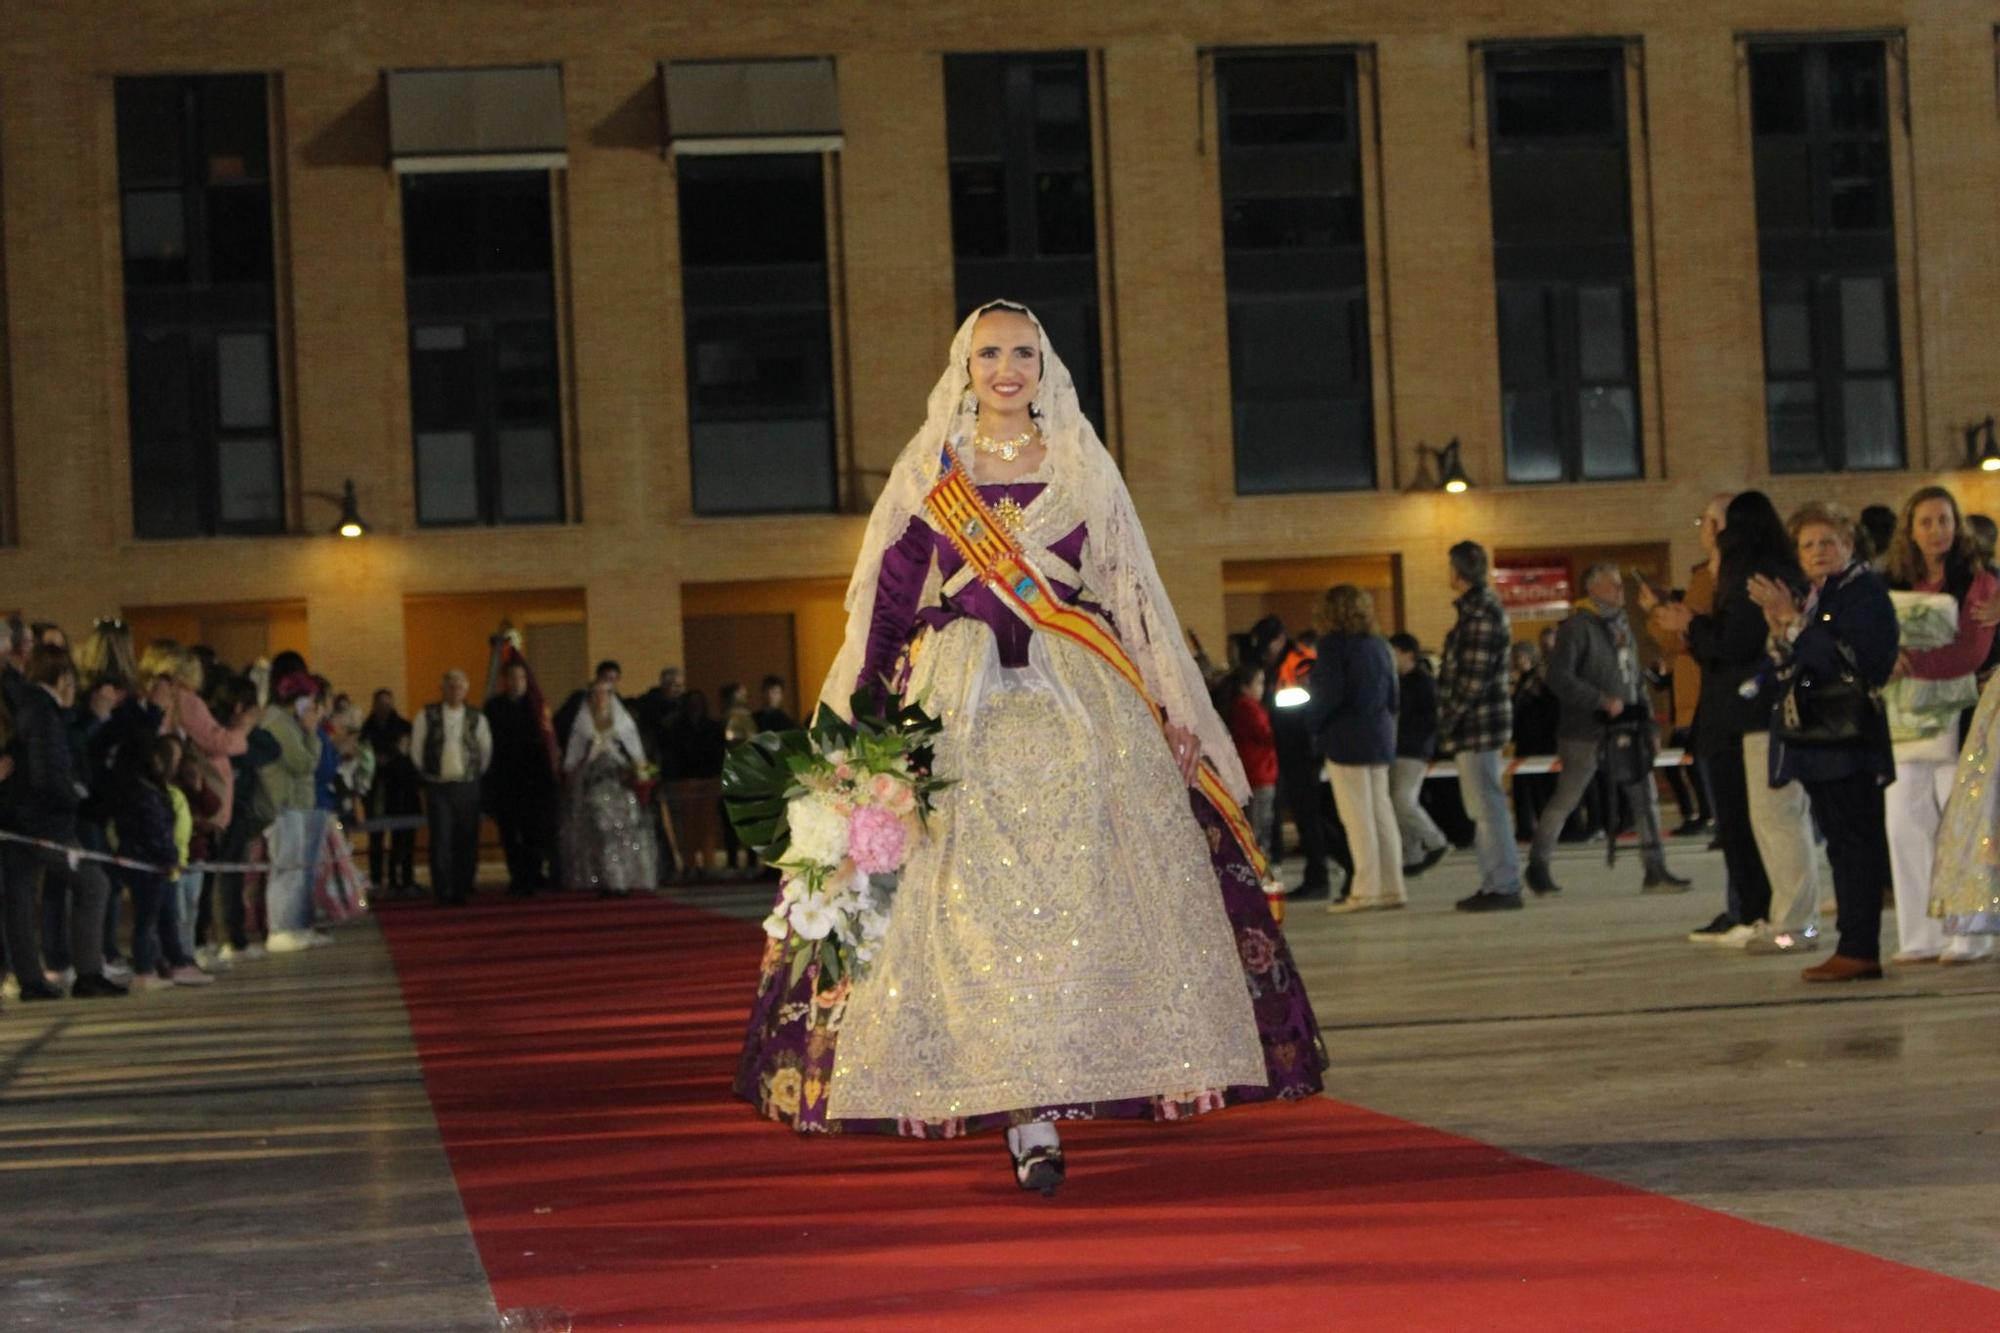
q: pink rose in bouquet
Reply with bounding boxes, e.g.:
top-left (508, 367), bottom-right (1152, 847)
top-left (847, 804), bottom-right (910, 876)
top-left (866, 772), bottom-right (902, 806)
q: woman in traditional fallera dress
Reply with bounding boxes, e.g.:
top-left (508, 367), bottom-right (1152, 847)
top-left (560, 680), bottom-right (657, 895)
top-left (734, 302), bottom-right (1326, 1194)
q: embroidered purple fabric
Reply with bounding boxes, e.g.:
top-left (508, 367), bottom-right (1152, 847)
top-left (859, 483), bottom-right (1095, 694)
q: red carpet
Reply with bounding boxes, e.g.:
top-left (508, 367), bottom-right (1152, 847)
top-left (378, 896), bottom-right (2000, 1331)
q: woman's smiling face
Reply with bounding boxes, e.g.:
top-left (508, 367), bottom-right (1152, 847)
top-left (967, 309), bottom-right (1042, 419)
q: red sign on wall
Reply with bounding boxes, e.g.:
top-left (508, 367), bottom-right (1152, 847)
top-left (1492, 565), bottom-right (1572, 620)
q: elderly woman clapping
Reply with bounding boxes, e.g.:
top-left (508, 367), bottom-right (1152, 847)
top-left (1748, 503), bottom-right (1898, 981)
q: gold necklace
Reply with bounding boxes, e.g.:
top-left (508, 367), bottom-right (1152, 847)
top-left (972, 428), bottom-right (1035, 462)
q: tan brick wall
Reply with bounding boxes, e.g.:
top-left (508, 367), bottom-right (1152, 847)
top-left (3, 1), bottom-right (1998, 697)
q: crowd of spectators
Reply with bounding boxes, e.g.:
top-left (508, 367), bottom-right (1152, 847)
top-left (0, 610), bottom-right (803, 1011)
top-left (0, 622), bottom-right (370, 1008)
top-left (1213, 482), bottom-right (2000, 982)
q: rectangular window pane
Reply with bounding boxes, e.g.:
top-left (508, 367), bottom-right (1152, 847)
top-left (677, 155), bottom-right (825, 266)
top-left (1826, 44), bottom-right (1887, 134)
top-left (1497, 286), bottom-right (1552, 385)
top-left (1752, 42), bottom-right (1901, 474)
top-left (1827, 141), bottom-right (1891, 232)
top-left (1491, 147), bottom-right (1629, 247)
top-left (494, 321), bottom-right (558, 422)
top-left (216, 331), bottom-right (273, 429)
top-left (1491, 67), bottom-right (1620, 140)
top-left (207, 184), bottom-right (275, 283)
top-left (1763, 278), bottom-right (1814, 376)
top-left (216, 436), bottom-right (281, 525)
top-left (1228, 298), bottom-right (1354, 392)
top-left (416, 431), bottom-right (480, 524)
top-left (496, 426), bottom-right (562, 522)
top-left (411, 330), bottom-right (476, 430)
top-left (1217, 53), bottom-right (1373, 494)
top-left (201, 76), bottom-right (271, 182)
top-left (402, 172), bottom-right (553, 278)
top-left (1749, 49), bottom-right (1808, 136)
top-left (689, 314), bottom-right (831, 414)
top-left (1503, 390), bottom-right (1563, 483)
top-left (1232, 398), bottom-right (1373, 494)
top-left (690, 420), bottom-right (837, 514)
top-left (404, 169), bottom-right (566, 527)
top-left (122, 190), bottom-right (188, 281)
top-left (118, 74), bottom-right (281, 539)
top-left (1766, 383), bottom-right (1823, 473)
top-left (1838, 276), bottom-right (1890, 372)
top-left (949, 162), bottom-right (1009, 257)
top-left (1032, 68), bottom-right (1090, 157)
top-left (131, 437), bottom-right (204, 540)
top-left (1576, 285), bottom-right (1629, 383)
top-left (129, 328), bottom-right (195, 438)
top-left (1034, 170), bottom-right (1095, 256)
top-left (1840, 379), bottom-right (1900, 470)
top-left (1752, 142), bottom-right (1812, 233)
top-left (117, 81), bottom-right (188, 185)
top-left (1578, 386), bottom-right (1640, 479)
top-left (680, 154), bottom-right (836, 516)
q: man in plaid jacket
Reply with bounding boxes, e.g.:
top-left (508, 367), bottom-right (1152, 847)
top-left (1438, 540), bottom-right (1524, 911)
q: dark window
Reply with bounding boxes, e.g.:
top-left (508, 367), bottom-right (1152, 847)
top-left (115, 75), bottom-right (282, 538)
top-left (1486, 48), bottom-right (1642, 483)
top-left (1750, 42), bottom-right (1901, 472)
top-left (1214, 52), bottom-right (1374, 493)
top-left (678, 154), bottom-right (836, 515)
top-left (945, 52), bottom-right (1104, 432)
top-left (401, 171), bottom-right (564, 526)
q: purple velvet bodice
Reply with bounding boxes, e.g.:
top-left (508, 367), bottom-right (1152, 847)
top-left (862, 482), bottom-right (1093, 690)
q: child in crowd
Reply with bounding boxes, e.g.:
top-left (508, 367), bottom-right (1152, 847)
top-left (112, 733), bottom-right (212, 989)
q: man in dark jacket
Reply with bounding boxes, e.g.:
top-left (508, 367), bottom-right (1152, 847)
top-left (1526, 564), bottom-right (1690, 896)
top-left (484, 661), bottom-right (556, 895)
top-left (1438, 541), bottom-right (1523, 911)
top-left (4, 646), bottom-right (121, 999)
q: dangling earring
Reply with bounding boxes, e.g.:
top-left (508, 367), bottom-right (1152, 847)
top-left (962, 390), bottom-right (978, 417)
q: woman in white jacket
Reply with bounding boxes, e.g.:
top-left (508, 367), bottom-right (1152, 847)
top-left (560, 679), bottom-right (656, 894)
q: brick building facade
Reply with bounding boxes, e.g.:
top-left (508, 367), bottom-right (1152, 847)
top-left (2, 2), bottom-right (1996, 704)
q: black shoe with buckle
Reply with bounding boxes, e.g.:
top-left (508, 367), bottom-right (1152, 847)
top-left (1012, 1144), bottom-right (1066, 1197)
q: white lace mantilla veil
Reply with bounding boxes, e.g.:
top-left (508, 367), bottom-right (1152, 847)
top-left (816, 302), bottom-right (1251, 804)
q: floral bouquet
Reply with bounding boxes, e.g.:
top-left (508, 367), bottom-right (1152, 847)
top-left (1886, 591), bottom-right (1976, 742)
top-left (630, 759), bottom-right (660, 806)
top-left (723, 691), bottom-right (950, 994)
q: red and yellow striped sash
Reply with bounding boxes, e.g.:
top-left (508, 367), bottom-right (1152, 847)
top-left (923, 447), bottom-right (1269, 877)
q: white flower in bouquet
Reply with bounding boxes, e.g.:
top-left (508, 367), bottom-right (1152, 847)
top-left (785, 793), bottom-right (850, 868)
top-left (789, 889), bottom-right (839, 942)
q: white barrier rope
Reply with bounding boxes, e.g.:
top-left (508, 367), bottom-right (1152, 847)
top-left (0, 813), bottom-right (415, 878)
top-left (1421, 748), bottom-right (1693, 779)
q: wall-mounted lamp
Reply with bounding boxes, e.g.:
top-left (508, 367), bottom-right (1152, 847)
top-left (305, 479), bottom-right (369, 538)
top-left (1413, 438), bottom-right (1472, 494)
top-left (1966, 417), bottom-right (1999, 473)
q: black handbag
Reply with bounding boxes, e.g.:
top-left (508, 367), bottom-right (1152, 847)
top-left (1773, 642), bottom-right (1879, 747)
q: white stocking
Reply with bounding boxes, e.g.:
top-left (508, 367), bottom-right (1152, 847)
top-left (1006, 1121), bottom-right (1060, 1156)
